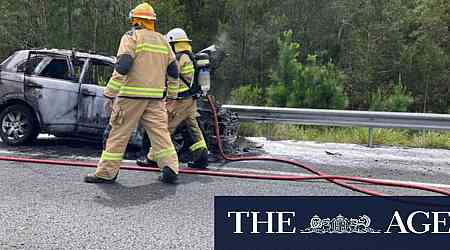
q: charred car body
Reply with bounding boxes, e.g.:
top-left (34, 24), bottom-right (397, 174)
top-left (0, 48), bottom-right (239, 158)
top-left (0, 49), bottom-right (119, 145)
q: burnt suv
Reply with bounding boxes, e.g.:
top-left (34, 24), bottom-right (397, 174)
top-left (0, 48), bottom-right (239, 157)
top-left (0, 49), bottom-right (131, 145)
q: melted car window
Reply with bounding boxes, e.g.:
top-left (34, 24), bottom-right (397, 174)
top-left (39, 58), bottom-right (70, 80)
top-left (16, 56), bottom-right (45, 73)
top-left (84, 60), bottom-right (113, 86)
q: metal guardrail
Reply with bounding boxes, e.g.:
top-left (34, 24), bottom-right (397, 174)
top-left (222, 105), bottom-right (450, 147)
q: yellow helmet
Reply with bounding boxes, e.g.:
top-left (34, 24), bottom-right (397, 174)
top-left (129, 2), bottom-right (157, 21)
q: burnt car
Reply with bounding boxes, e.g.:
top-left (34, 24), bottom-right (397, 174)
top-left (0, 49), bottom-right (141, 145)
top-left (0, 48), bottom-right (239, 158)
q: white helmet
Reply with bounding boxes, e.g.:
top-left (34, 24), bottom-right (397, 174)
top-left (166, 28), bottom-right (191, 43)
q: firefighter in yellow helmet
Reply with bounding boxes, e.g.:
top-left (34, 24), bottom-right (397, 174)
top-left (85, 2), bottom-right (181, 184)
top-left (137, 28), bottom-right (209, 169)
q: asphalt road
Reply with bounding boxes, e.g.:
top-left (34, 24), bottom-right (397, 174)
top-left (0, 136), bottom-right (448, 249)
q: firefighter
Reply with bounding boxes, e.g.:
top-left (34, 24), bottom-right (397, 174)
top-left (85, 2), bottom-right (180, 184)
top-left (137, 28), bottom-right (209, 169)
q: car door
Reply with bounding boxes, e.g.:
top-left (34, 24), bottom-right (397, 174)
top-left (77, 58), bottom-right (114, 135)
top-left (24, 52), bottom-right (79, 134)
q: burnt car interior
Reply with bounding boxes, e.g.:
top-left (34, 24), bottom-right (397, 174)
top-left (39, 58), bottom-right (70, 80)
top-left (17, 56), bottom-right (43, 74)
top-left (72, 59), bottom-right (85, 81)
top-left (22, 52), bottom-right (79, 82)
top-left (84, 60), bottom-right (113, 86)
top-left (7, 51), bottom-right (114, 86)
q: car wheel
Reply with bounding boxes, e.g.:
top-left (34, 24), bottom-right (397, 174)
top-left (0, 104), bottom-right (40, 146)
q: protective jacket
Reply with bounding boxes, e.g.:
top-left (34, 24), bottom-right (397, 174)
top-left (176, 52), bottom-right (195, 99)
top-left (104, 29), bottom-right (179, 99)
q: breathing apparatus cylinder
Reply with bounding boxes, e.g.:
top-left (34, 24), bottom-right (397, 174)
top-left (195, 53), bottom-right (211, 96)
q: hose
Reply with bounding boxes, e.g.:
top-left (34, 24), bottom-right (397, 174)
top-left (1, 155), bottom-right (449, 196)
top-left (205, 95), bottom-right (450, 196)
top-left (0, 96), bottom-right (449, 196)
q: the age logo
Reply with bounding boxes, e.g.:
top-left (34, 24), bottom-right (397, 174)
top-left (300, 214), bottom-right (381, 234)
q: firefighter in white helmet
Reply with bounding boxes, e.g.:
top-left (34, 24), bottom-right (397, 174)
top-left (85, 2), bottom-right (181, 184)
top-left (137, 27), bottom-right (209, 169)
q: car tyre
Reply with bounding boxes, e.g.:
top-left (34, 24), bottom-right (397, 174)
top-left (0, 104), bottom-right (40, 146)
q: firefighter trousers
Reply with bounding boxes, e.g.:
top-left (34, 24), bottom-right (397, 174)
top-left (96, 98), bottom-right (179, 179)
top-left (148, 98), bottom-right (207, 162)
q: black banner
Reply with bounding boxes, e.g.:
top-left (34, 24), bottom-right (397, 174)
top-left (215, 196), bottom-right (450, 250)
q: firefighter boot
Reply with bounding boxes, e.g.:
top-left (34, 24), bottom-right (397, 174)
top-left (136, 131), bottom-right (157, 167)
top-left (84, 172), bottom-right (119, 184)
top-left (159, 166), bottom-right (178, 183)
top-left (136, 157), bottom-right (158, 167)
top-left (188, 149), bottom-right (209, 169)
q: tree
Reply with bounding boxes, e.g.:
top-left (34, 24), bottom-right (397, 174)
top-left (267, 30), bottom-right (301, 107)
top-left (0, 0), bottom-right (448, 113)
top-left (267, 30), bottom-right (348, 109)
top-left (369, 79), bottom-right (413, 112)
top-left (400, 0), bottom-right (449, 113)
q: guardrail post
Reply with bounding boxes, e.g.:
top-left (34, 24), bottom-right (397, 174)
top-left (368, 128), bottom-right (374, 148)
top-left (266, 124), bottom-right (272, 140)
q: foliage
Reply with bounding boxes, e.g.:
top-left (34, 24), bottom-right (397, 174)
top-left (368, 88), bottom-right (385, 111)
top-left (385, 83), bottom-right (414, 112)
top-left (297, 59), bottom-right (348, 109)
top-left (369, 81), bottom-right (413, 112)
top-left (0, 0), bottom-right (447, 113)
top-left (266, 31), bottom-right (348, 109)
top-left (266, 30), bottom-right (301, 107)
top-left (230, 85), bottom-right (265, 106)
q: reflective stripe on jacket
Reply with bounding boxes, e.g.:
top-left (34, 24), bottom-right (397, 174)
top-left (104, 29), bottom-right (178, 99)
top-left (177, 53), bottom-right (195, 98)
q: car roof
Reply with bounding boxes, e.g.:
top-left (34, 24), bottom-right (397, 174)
top-left (20, 49), bottom-right (115, 63)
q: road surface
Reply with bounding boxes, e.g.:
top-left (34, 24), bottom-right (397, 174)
top-left (0, 136), bottom-right (449, 249)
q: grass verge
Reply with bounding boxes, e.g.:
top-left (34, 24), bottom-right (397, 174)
top-left (239, 123), bottom-right (450, 150)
